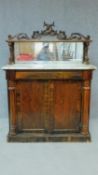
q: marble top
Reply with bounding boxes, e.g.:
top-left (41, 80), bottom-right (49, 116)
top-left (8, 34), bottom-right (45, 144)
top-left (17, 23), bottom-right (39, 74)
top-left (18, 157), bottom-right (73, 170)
top-left (2, 61), bottom-right (96, 70)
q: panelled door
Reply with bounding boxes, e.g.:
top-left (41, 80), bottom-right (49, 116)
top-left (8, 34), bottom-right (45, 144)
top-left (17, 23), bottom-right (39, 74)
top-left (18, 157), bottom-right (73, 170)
top-left (16, 79), bottom-right (82, 133)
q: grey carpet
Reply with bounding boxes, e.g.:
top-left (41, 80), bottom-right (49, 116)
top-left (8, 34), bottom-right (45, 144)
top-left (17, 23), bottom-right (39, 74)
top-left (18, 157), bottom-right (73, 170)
top-left (0, 117), bottom-right (98, 175)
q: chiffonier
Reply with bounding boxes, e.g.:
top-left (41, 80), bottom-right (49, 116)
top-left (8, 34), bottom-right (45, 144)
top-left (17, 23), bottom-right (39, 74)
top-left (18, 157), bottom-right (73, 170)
top-left (2, 22), bottom-right (96, 142)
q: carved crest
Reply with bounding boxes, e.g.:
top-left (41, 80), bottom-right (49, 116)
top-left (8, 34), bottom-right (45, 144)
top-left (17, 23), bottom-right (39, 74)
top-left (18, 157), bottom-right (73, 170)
top-left (42, 21), bottom-right (56, 35)
top-left (31, 22), bottom-right (90, 41)
top-left (7, 22), bottom-right (91, 42)
top-left (32, 21), bottom-right (67, 39)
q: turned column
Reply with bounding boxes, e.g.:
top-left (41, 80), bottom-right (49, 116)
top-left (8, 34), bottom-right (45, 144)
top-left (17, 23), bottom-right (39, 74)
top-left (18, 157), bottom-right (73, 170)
top-left (81, 71), bottom-right (92, 135)
top-left (8, 41), bottom-right (14, 64)
top-left (6, 71), bottom-right (16, 136)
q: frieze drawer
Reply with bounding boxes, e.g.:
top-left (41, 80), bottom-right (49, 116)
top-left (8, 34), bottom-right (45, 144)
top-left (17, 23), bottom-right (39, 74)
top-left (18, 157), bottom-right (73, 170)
top-left (16, 71), bottom-right (82, 80)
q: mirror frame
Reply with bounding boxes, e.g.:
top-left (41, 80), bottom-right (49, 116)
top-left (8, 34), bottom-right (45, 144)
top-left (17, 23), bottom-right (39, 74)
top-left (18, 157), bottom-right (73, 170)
top-left (7, 22), bottom-right (91, 64)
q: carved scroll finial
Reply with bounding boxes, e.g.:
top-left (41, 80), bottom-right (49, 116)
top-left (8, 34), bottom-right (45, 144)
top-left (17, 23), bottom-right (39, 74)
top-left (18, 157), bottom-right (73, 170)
top-left (15, 33), bottom-right (29, 40)
top-left (32, 22), bottom-right (67, 39)
top-left (42, 21), bottom-right (56, 35)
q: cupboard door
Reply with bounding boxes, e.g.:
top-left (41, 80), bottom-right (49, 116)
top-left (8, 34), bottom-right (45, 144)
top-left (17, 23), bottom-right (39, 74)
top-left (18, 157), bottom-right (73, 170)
top-left (16, 80), bottom-right (45, 131)
top-left (16, 79), bottom-right (82, 133)
top-left (53, 80), bottom-right (82, 132)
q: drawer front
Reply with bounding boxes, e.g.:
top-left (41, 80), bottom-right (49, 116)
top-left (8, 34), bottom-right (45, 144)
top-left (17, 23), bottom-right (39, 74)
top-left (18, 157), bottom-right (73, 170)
top-left (16, 71), bottom-right (82, 80)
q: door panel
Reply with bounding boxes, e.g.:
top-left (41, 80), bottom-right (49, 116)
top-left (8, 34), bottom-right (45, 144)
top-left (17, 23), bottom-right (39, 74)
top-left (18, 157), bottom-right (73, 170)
top-left (16, 80), bottom-right (45, 131)
top-left (54, 80), bottom-right (82, 132)
top-left (16, 79), bottom-right (82, 133)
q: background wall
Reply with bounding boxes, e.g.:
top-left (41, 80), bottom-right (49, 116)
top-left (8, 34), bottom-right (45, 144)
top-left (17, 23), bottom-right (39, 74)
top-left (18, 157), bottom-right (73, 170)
top-left (0, 0), bottom-right (98, 119)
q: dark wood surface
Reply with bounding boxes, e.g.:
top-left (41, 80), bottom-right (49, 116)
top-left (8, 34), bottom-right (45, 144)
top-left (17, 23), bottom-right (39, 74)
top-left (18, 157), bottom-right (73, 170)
top-left (6, 69), bottom-right (93, 142)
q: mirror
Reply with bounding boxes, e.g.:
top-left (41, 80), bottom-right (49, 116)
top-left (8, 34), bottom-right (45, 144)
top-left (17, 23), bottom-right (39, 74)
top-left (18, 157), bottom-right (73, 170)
top-left (15, 41), bottom-right (83, 63)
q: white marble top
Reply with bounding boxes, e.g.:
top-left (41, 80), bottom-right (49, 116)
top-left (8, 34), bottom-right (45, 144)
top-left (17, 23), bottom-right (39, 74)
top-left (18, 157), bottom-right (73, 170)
top-left (1, 61), bottom-right (96, 70)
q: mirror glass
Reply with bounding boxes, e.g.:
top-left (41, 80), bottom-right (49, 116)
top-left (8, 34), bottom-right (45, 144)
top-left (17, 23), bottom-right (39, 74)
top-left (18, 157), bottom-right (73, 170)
top-left (15, 41), bottom-right (83, 63)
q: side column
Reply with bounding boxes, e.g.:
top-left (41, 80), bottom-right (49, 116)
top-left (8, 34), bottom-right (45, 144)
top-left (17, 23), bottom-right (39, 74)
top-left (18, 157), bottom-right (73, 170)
top-left (81, 70), bottom-right (92, 136)
top-left (6, 71), bottom-right (16, 136)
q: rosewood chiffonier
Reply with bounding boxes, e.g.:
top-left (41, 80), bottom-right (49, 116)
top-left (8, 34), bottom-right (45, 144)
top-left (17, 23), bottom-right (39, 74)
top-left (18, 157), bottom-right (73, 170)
top-left (2, 22), bottom-right (96, 142)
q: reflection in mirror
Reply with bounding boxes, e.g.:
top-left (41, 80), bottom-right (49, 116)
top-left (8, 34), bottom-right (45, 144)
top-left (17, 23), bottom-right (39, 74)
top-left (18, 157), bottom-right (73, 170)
top-left (15, 42), bottom-right (83, 63)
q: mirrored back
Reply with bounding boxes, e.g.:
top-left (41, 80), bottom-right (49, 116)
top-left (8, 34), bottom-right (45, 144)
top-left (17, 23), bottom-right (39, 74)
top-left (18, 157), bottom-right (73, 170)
top-left (15, 41), bottom-right (83, 63)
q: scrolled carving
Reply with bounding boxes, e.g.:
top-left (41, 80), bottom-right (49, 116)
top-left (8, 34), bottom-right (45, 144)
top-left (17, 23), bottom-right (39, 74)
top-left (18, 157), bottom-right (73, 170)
top-left (7, 22), bottom-right (91, 42)
top-left (32, 31), bottom-right (41, 39)
top-left (32, 22), bottom-right (67, 39)
top-left (41, 21), bottom-right (57, 35)
top-left (15, 33), bottom-right (29, 40)
top-left (70, 33), bottom-right (90, 41)
top-left (8, 33), bottom-right (29, 40)
top-left (31, 22), bottom-right (91, 42)
top-left (57, 31), bottom-right (67, 39)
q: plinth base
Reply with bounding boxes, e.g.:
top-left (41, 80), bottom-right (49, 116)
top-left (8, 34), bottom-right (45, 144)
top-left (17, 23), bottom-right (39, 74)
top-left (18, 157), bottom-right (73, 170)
top-left (7, 132), bottom-right (91, 142)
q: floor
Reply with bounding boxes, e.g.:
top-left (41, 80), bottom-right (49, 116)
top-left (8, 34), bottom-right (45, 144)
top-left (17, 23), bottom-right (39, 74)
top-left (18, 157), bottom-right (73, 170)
top-left (0, 117), bottom-right (98, 175)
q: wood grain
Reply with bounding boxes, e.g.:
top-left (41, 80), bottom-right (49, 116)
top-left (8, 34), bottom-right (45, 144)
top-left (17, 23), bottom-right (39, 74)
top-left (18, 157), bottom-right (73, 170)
top-left (6, 70), bottom-right (93, 142)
